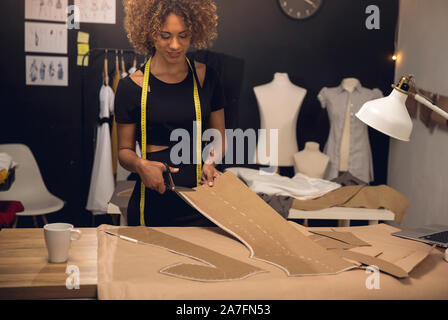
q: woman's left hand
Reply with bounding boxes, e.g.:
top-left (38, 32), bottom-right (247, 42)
top-left (200, 163), bottom-right (221, 187)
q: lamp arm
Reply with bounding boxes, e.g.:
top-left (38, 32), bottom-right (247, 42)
top-left (411, 93), bottom-right (448, 120)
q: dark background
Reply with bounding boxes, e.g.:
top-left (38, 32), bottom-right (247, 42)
top-left (0, 0), bottom-right (398, 227)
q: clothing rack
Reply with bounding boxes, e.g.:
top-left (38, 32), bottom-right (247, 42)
top-left (80, 47), bottom-right (146, 226)
top-left (80, 47), bottom-right (147, 72)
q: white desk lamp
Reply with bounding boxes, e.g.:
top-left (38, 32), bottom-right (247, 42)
top-left (356, 75), bottom-right (448, 141)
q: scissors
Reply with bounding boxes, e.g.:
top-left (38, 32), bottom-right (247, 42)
top-left (161, 162), bottom-right (196, 195)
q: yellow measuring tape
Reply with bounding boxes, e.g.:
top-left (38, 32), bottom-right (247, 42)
top-left (139, 56), bottom-right (202, 226)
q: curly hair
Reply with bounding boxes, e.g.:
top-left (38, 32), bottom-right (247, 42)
top-left (123, 0), bottom-right (218, 56)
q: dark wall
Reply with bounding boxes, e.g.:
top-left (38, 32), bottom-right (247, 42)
top-left (0, 0), bottom-right (398, 226)
top-left (212, 0), bottom-right (398, 181)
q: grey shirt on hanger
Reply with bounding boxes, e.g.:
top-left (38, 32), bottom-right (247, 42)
top-left (318, 83), bottom-right (383, 183)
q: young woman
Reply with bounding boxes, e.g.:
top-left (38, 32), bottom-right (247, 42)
top-left (115, 0), bottom-right (226, 226)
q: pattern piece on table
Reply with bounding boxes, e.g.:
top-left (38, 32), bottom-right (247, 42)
top-left (178, 171), bottom-right (356, 276)
top-left (105, 227), bottom-right (265, 282)
top-left (305, 224), bottom-right (433, 278)
top-left (291, 185), bottom-right (408, 224)
top-left (308, 234), bottom-right (356, 250)
top-left (307, 232), bottom-right (408, 277)
top-left (309, 230), bottom-right (371, 247)
top-left (333, 250), bottom-right (409, 278)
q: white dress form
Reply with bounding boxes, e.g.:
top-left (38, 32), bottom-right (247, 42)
top-left (339, 77), bottom-right (360, 172)
top-left (293, 141), bottom-right (329, 179)
top-left (253, 73), bottom-right (307, 167)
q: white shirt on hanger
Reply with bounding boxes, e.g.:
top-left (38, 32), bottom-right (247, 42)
top-left (86, 84), bottom-right (115, 215)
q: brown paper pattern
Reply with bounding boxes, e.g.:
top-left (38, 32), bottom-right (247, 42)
top-left (179, 171), bottom-right (357, 276)
top-left (110, 227), bottom-right (266, 282)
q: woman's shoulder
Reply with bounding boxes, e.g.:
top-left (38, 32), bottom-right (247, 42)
top-left (114, 76), bottom-right (142, 107)
top-left (193, 60), bottom-right (206, 88)
top-left (116, 74), bottom-right (142, 93)
top-left (194, 60), bottom-right (219, 76)
top-left (193, 60), bottom-right (220, 88)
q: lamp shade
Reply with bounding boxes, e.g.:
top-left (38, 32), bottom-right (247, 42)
top-left (356, 89), bottom-right (413, 141)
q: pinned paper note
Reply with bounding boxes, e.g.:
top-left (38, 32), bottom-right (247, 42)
top-left (77, 45), bottom-right (90, 66)
top-left (77, 32), bottom-right (90, 67)
top-left (77, 55), bottom-right (89, 67)
top-left (78, 43), bottom-right (89, 55)
top-left (77, 31), bottom-right (90, 43)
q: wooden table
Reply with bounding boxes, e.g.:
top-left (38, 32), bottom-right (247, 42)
top-left (0, 228), bottom-right (97, 299)
top-left (1, 226), bottom-right (447, 300)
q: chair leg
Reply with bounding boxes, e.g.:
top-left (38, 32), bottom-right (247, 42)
top-left (32, 216), bottom-right (39, 228)
top-left (338, 220), bottom-right (350, 227)
top-left (12, 216), bottom-right (19, 228)
top-left (111, 215), bottom-right (118, 226)
top-left (41, 215), bottom-right (49, 225)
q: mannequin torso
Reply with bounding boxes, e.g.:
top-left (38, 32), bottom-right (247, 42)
top-left (317, 79), bottom-right (380, 182)
top-left (253, 73), bottom-right (306, 166)
top-left (293, 141), bottom-right (329, 179)
top-left (339, 78), bottom-right (361, 172)
top-left (342, 78), bottom-right (360, 93)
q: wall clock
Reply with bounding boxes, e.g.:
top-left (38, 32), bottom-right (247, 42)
top-left (278, 0), bottom-right (324, 20)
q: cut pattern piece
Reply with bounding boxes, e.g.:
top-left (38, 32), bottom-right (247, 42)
top-left (178, 171), bottom-right (356, 276)
top-left (333, 250), bottom-right (409, 278)
top-left (309, 230), bottom-right (371, 247)
top-left (106, 227), bottom-right (265, 282)
top-left (309, 234), bottom-right (356, 250)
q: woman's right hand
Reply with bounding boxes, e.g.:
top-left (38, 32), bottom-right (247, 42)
top-left (135, 159), bottom-right (179, 194)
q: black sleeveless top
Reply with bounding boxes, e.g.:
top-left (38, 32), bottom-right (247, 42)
top-left (114, 60), bottom-right (226, 152)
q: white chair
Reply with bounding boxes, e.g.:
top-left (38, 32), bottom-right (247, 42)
top-left (0, 144), bottom-right (64, 227)
top-left (106, 180), bottom-right (135, 226)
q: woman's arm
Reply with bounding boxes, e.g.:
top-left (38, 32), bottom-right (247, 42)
top-left (117, 123), bottom-right (141, 173)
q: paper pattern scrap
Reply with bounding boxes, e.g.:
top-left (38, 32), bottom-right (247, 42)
top-left (309, 230), bottom-right (371, 247)
top-left (308, 234), bottom-right (356, 250)
top-left (178, 171), bottom-right (357, 276)
top-left (333, 250), bottom-right (409, 278)
top-left (107, 227), bottom-right (266, 282)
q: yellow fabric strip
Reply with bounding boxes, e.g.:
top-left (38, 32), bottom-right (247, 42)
top-left (0, 169), bottom-right (8, 185)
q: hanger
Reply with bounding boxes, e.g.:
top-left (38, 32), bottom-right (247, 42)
top-left (132, 54), bottom-right (137, 69)
top-left (103, 49), bottom-right (109, 86)
top-left (114, 50), bottom-right (120, 76)
top-left (121, 50), bottom-right (128, 78)
top-left (128, 53), bottom-right (138, 74)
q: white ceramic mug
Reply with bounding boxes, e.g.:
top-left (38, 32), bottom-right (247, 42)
top-left (43, 223), bottom-right (82, 263)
